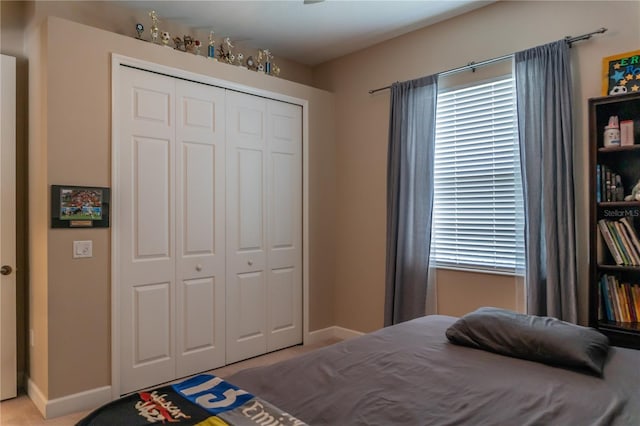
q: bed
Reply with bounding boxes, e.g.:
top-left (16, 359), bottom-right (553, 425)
top-left (78, 310), bottom-right (640, 425)
top-left (227, 313), bottom-right (640, 425)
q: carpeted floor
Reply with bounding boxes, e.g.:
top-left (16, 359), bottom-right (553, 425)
top-left (0, 337), bottom-right (341, 426)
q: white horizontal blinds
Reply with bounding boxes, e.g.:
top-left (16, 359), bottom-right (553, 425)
top-left (432, 76), bottom-right (524, 272)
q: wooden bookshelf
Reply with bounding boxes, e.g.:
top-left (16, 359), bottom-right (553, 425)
top-left (589, 91), bottom-right (640, 349)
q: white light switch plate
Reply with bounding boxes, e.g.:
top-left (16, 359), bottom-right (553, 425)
top-left (73, 240), bottom-right (93, 258)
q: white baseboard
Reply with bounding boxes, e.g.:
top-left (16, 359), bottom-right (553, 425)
top-left (27, 379), bottom-right (47, 418)
top-left (306, 325), bottom-right (364, 344)
top-left (332, 326), bottom-right (365, 340)
top-left (28, 378), bottom-right (112, 419)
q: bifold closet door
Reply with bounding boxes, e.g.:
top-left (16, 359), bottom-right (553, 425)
top-left (225, 91), bottom-right (302, 363)
top-left (174, 79), bottom-right (226, 378)
top-left (118, 67), bottom-right (226, 394)
top-left (265, 100), bottom-right (302, 353)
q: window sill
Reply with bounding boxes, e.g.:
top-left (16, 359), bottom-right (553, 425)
top-left (432, 264), bottom-right (525, 278)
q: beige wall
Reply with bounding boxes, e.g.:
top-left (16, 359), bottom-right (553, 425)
top-left (436, 269), bottom-right (525, 318)
top-left (313, 0), bottom-right (640, 332)
top-left (28, 16), bottom-right (335, 400)
top-left (28, 1), bottom-right (314, 86)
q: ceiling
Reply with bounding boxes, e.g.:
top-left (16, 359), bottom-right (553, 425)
top-left (120, 1), bottom-right (494, 66)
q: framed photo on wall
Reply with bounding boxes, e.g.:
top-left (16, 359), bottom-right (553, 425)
top-left (51, 185), bottom-right (110, 228)
top-left (602, 49), bottom-right (640, 96)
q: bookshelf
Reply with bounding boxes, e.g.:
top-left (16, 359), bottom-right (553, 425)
top-left (589, 91), bottom-right (640, 349)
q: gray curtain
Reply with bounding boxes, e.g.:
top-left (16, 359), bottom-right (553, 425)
top-left (515, 40), bottom-right (578, 322)
top-left (385, 74), bottom-right (438, 326)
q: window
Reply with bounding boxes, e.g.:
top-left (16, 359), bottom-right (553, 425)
top-left (431, 76), bottom-right (524, 273)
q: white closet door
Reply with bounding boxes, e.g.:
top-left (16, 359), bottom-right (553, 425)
top-left (225, 91), bottom-right (268, 363)
top-left (226, 92), bottom-right (303, 362)
top-left (119, 67), bottom-right (176, 394)
top-left (266, 101), bottom-right (302, 352)
top-left (175, 80), bottom-right (226, 377)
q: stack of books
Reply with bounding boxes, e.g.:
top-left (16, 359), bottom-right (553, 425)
top-left (598, 217), bottom-right (640, 265)
top-left (596, 164), bottom-right (624, 202)
top-left (600, 274), bottom-right (640, 323)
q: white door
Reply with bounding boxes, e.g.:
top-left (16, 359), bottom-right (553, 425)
top-left (226, 92), bottom-right (269, 363)
top-left (118, 67), bottom-right (227, 393)
top-left (226, 92), bottom-right (302, 363)
top-left (119, 67), bottom-right (177, 394)
top-left (266, 101), bottom-right (302, 352)
top-left (0, 54), bottom-right (17, 401)
top-left (174, 79), bottom-right (226, 377)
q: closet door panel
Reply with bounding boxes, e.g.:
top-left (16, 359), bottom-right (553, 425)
top-left (267, 101), bottom-right (302, 351)
top-left (238, 149), bottom-right (265, 251)
top-left (235, 272), bottom-right (267, 338)
top-left (119, 67), bottom-right (176, 394)
top-left (226, 92), bottom-right (268, 363)
top-left (133, 282), bottom-right (171, 362)
top-left (178, 277), bottom-right (218, 366)
top-left (134, 138), bottom-right (171, 261)
top-left (175, 80), bottom-right (226, 376)
top-left (268, 267), bottom-right (296, 332)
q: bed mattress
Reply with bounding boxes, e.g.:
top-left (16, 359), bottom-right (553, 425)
top-left (228, 315), bottom-right (640, 425)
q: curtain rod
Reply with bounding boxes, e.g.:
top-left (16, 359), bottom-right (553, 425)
top-left (368, 27), bottom-right (607, 95)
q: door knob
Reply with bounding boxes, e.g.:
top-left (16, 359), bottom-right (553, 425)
top-left (247, 260), bottom-right (253, 266)
top-left (195, 264), bottom-right (202, 271)
top-left (1, 265), bottom-right (12, 276)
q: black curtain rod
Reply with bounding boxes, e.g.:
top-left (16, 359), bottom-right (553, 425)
top-left (368, 27), bottom-right (607, 95)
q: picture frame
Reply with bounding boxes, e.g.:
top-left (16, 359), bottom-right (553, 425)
top-left (51, 185), bottom-right (110, 228)
top-left (601, 49), bottom-right (640, 96)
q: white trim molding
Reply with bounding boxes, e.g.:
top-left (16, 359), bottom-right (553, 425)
top-left (306, 326), bottom-right (364, 344)
top-left (28, 378), bottom-right (111, 419)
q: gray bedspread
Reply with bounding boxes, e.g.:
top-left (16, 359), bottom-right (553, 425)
top-left (227, 315), bottom-right (640, 425)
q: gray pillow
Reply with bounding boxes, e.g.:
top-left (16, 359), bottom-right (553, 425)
top-left (445, 307), bottom-right (610, 376)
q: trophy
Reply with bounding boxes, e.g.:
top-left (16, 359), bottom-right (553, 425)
top-left (219, 37), bottom-right (234, 64)
top-left (262, 49), bottom-right (273, 74)
top-left (161, 31), bottom-right (171, 47)
top-left (246, 55), bottom-right (256, 70)
top-left (183, 36), bottom-right (194, 53)
top-left (135, 23), bottom-right (144, 39)
top-left (149, 11), bottom-right (159, 43)
top-left (237, 52), bottom-right (246, 68)
top-left (207, 31), bottom-right (217, 60)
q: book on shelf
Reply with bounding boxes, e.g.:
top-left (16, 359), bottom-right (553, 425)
top-left (608, 221), bottom-right (632, 265)
top-left (613, 221), bottom-right (640, 265)
top-left (615, 175), bottom-right (624, 201)
top-left (598, 218), bottom-right (640, 266)
top-left (626, 284), bottom-right (637, 322)
top-left (598, 219), bottom-right (624, 265)
top-left (611, 276), bottom-right (623, 322)
top-left (605, 167), bottom-right (612, 201)
top-left (600, 275), bottom-right (614, 321)
top-left (601, 274), bottom-right (640, 323)
top-left (618, 219), bottom-right (640, 265)
top-left (596, 164), bottom-right (625, 202)
top-left (620, 217), bottom-right (640, 256)
top-left (596, 164), bottom-right (602, 202)
top-left (621, 282), bottom-right (632, 322)
top-left (634, 284), bottom-right (640, 319)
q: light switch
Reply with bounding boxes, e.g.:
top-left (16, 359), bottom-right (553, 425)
top-left (73, 240), bottom-right (93, 258)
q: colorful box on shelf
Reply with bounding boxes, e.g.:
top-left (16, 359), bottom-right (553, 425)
top-left (620, 120), bottom-right (635, 146)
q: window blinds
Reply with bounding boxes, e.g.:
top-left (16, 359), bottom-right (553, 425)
top-left (432, 77), bottom-right (524, 273)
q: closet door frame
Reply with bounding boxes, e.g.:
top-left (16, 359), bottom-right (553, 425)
top-left (110, 54), bottom-right (310, 399)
